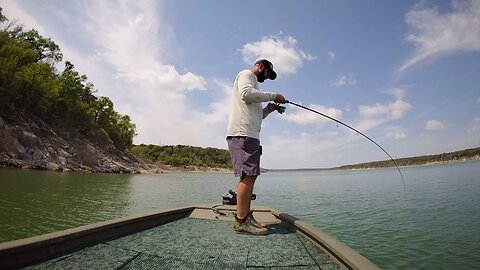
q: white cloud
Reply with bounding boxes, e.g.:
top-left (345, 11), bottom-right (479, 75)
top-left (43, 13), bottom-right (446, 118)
top-left (399, 0), bottom-right (480, 72)
top-left (388, 87), bottom-right (407, 100)
top-left (263, 131), bottom-right (349, 168)
top-left (241, 33), bottom-right (315, 75)
top-left (386, 131), bottom-right (407, 140)
top-left (1, 1), bottom-right (46, 33)
top-left (355, 118), bottom-right (388, 133)
top-left (470, 117), bottom-right (480, 131)
top-left (477, 96), bottom-right (480, 104)
top-left (262, 127), bottom-right (393, 168)
top-left (328, 51), bottom-right (336, 60)
top-left (393, 132), bottom-right (407, 140)
top-left (279, 104), bottom-right (342, 125)
top-left (191, 79), bottom-right (231, 125)
top-left (79, 1), bottom-right (206, 93)
top-left (425, 120), bottom-right (446, 130)
top-left (344, 102), bottom-right (352, 113)
top-left (329, 73), bottom-right (357, 88)
top-left (359, 100), bottom-right (412, 120)
top-left (355, 99), bottom-right (412, 134)
top-left (384, 125), bottom-right (408, 140)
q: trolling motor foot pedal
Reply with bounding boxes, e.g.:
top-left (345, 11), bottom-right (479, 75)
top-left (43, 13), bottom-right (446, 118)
top-left (222, 189), bottom-right (256, 205)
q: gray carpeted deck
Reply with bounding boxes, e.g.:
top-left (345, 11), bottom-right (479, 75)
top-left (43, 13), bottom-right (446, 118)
top-left (24, 218), bottom-right (339, 269)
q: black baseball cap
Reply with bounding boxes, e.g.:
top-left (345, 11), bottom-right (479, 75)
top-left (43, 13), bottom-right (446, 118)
top-left (255, 59), bottom-right (277, 80)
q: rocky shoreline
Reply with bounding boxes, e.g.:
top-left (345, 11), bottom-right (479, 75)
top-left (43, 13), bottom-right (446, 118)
top-left (0, 116), bottom-right (158, 173)
top-left (155, 164), bottom-right (231, 174)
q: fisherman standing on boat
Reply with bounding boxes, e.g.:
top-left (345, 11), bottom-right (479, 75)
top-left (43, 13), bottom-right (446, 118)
top-left (227, 59), bottom-right (286, 235)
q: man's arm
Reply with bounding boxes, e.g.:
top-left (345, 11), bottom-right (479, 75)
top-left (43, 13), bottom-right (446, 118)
top-left (262, 97), bottom-right (287, 119)
top-left (263, 103), bottom-right (274, 119)
top-left (237, 72), bottom-right (277, 103)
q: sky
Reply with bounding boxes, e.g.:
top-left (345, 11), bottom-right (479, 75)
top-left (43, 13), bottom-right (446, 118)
top-left (2, 0), bottom-right (479, 169)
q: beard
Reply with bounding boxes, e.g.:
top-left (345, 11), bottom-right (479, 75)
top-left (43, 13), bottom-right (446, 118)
top-left (257, 69), bottom-right (266, 83)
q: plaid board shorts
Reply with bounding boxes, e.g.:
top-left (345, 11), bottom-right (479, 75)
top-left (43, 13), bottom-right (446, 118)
top-left (227, 136), bottom-right (262, 178)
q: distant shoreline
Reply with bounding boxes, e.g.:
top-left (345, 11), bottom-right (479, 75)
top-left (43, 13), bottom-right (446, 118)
top-left (153, 157), bottom-right (480, 174)
top-left (266, 154), bottom-right (480, 173)
top-left (150, 164), bottom-right (231, 174)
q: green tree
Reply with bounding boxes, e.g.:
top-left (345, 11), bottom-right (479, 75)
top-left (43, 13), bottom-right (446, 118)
top-left (17, 29), bottom-right (62, 64)
top-left (0, 11), bottom-right (137, 149)
top-left (131, 144), bottom-right (232, 168)
top-left (115, 114), bottom-right (136, 148)
top-left (0, 8), bottom-right (6, 23)
top-left (17, 62), bottom-right (58, 116)
top-left (92, 96), bottom-right (114, 127)
top-left (55, 62), bottom-right (95, 132)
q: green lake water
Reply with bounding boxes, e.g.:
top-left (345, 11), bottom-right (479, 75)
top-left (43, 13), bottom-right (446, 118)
top-left (1, 161), bottom-right (479, 269)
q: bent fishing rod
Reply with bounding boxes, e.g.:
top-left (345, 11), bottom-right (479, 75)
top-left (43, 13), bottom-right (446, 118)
top-left (275, 100), bottom-right (406, 197)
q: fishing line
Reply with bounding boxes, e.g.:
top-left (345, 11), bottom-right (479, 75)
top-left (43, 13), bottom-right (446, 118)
top-left (283, 100), bottom-right (406, 198)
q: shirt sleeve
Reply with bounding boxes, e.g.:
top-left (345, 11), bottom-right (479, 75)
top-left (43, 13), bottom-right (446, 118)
top-left (237, 72), bottom-right (277, 103)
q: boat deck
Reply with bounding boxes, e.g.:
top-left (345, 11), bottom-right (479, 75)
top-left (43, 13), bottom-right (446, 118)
top-left (24, 215), bottom-right (339, 269)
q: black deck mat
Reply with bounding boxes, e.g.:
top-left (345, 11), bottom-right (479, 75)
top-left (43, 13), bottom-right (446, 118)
top-left (23, 243), bottom-right (139, 270)
top-left (23, 218), bottom-right (339, 269)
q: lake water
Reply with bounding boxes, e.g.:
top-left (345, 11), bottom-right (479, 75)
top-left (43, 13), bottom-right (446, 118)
top-left (1, 161), bottom-right (479, 269)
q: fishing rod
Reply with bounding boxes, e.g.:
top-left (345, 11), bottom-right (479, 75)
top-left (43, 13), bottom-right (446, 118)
top-left (275, 100), bottom-right (406, 197)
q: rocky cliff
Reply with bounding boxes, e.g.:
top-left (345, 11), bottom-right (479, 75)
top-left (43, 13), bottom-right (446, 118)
top-left (0, 116), bottom-right (158, 173)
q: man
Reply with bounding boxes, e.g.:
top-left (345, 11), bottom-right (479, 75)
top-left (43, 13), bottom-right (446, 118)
top-left (226, 59), bottom-right (286, 235)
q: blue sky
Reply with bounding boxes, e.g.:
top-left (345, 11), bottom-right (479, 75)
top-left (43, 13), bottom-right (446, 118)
top-left (3, 0), bottom-right (479, 169)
